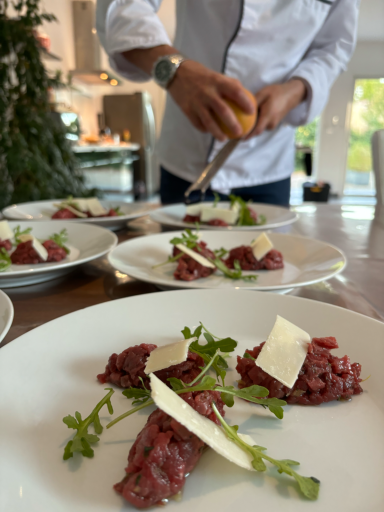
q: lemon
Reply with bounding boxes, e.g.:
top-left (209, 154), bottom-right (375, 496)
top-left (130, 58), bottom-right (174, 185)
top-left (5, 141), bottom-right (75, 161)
top-left (214, 88), bottom-right (257, 139)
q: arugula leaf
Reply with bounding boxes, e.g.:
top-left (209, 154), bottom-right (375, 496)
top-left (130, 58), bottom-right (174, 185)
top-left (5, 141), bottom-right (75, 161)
top-left (113, 206), bottom-right (124, 216)
top-left (188, 322), bottom-right (237, 356)
top-left (229, 195), bottom-right (266, 227)
top-left (213, 192), bottom-right (221, 207)
top-left (211, 257), bottom-right (258, 282)
top-left (243, 352), bottom-right (256, 361)
top-left (258, 214), bottom-right (267, 225)
top-left (63, 388), bottom-right (114, 460)
top-left (13, 225), bottom-right (32, 244)
top-left (0, 248), bottom-right (11, 272)
top-left (167, 377), bottom-right (186, 391)
top-left (49, 229), bottom-right (70, 254)
top-left (214, 247), bottom-right (229, 259)
top-left (212, 403), bottom-right (320, 500)
top-left (122, 387), bottom-right (151, 405)
top-left (152, 252), bottom-right (184, 269)
top-left (169, 229), bottom-right (199, 248)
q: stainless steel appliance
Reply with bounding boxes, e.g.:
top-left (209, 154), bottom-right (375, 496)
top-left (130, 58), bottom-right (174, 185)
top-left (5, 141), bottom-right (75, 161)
top-left (103, 92), bottom-right (158, 197)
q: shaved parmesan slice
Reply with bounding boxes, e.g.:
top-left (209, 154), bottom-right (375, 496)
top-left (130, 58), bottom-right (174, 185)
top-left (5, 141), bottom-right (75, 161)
top-left (150, 373), bottom-right (254, 471)
top-left (186, 204), bottom-right (202, 216)
top-left (175, 244), bottom-right (216, 268)
top-left (256, 316), bottom-right (310, 388)
top-left (0, 220), bottom-right (13, 242)
top-left (201, 207), bottom-right (238, 225)
top-left (86, 198), bottom-right (107, 217)
top-left (71, 199), bottom-right (90, 212)
top-left (53, 203), bottom-right (87, 218)
top-left (18, 235), bottom-right (48, 261)
top-left (251, 232), bottom-right (273, 261)
top-left (145, 338), bottom-right (196, 374)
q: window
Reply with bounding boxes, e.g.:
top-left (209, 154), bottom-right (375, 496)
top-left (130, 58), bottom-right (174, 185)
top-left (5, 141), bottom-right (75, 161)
top-left (344, 78), bottom-right (384, 197)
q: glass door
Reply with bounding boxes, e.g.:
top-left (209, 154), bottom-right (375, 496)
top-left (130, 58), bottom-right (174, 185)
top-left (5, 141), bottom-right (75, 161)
top-left (344, 78), bottom-right (384, 197)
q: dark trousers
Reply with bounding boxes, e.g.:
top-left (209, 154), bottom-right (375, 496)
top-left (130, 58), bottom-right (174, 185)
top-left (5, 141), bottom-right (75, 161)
top-left (160, 167), bottom-right (291, 207)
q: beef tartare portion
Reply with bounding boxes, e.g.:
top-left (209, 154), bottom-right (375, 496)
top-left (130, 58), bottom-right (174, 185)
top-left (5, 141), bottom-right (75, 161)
top-left (225, 245), bottom-right (284, 271)
top-left (10, 239), bottom-right (67, 264)
top-left (173, 241), bottom-right (216, 281)
top-left (52, 207), bottom-right (119, 219)
top-left (0, 239), bottom-right (12, 251)
top-left (114, 390), bottom-right (225, 509)
top-left (97, 343), bottom-right (205, 389)
top-left (237, 336), bottom-right (363, 405)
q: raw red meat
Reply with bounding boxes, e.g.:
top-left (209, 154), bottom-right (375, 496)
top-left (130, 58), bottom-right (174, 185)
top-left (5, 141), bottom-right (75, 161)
top-left (11, 239), bottom-right (67, 265)
top-left (207, 218), bottom-right (229, 227)
top-left (114, 390), bottom-right (225, 508)
top-left (225, 246), bottom-right (284, 271)
top-left (173, 241), bottom-right (216, 281)
top-left (0, 239), bottom-right (12, 251)
top-left (52, 208), bottom-right (78, 219)
top-left (236, 336), bottom-right (363, 405)
top-left (97, 344), bottom-right (205, 389)
top-left (248, 206), bottom-right (257, 222)
top-left (183, 214), bottom-right (201, 223)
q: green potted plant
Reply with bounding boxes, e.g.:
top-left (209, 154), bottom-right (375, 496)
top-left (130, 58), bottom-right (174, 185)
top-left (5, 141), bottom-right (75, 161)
top-left (0, 0), bottom-right (93, 210)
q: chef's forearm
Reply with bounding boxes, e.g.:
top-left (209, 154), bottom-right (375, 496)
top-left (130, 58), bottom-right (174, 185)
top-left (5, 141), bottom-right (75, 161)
top-left (122, 45), bottom-right (180, 75)
top-left (285, 78), bottom-right (308, 109)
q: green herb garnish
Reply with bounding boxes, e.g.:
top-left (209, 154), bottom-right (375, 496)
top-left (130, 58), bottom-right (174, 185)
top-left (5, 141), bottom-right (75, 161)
top-left (62, 388), bottom-right (114, 460)
top-left (49, 228), bottom-right (70, 254)
top-left (0, 248), bottom-right (11, 272)
top-left (213, 192), bottom-right (221, 207)
top-left (210, 257), bottom-right (258, 282)
top-left (212, 403), bottom-right (320, 500)
top-left (214, 247), bottom-right (228, 259)
top-left (13, 225), bottom-right (32, 245)
top-left (229, 195), bottom-right (266, 226)
top-left (169, 229), bottom-right (199, 248)
top-left (243, 352), bottom-right (256, 361)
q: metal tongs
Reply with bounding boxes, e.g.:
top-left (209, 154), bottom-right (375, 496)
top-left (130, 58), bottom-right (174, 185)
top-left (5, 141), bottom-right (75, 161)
top-left (184, 138), bottom-right (241, 204)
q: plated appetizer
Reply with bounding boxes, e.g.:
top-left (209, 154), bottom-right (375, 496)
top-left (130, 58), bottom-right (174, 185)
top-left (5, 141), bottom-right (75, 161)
top-left (154, 230), bottom-right (283, 282)
top-left (62, 316), bottom-right (364, 509)
top-left (0, 220), bottom-right (69, 271)
top-left (183, 195), bottom-right (266, 227)
top-left (52, 197), bottom-right (122, 219)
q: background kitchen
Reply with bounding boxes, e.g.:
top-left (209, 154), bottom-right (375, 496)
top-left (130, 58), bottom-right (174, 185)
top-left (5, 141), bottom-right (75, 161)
top-left (1, 0), bottom-right (384, 207)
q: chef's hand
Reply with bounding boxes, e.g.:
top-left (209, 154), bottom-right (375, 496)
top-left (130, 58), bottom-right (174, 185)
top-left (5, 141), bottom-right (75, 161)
top-left (168, 60), bottom-right (256, 141)
top-left (246, 79), bottom-right (308, 139)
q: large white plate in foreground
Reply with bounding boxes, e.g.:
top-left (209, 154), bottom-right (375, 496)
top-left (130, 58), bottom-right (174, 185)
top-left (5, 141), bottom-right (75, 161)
top-left (108, 230), bottom-right (346, 291)
top-left (0, 290), bottom-right (382, 512)
top-left (0, 221), bottom-right (117, 288)
top-left (2, 199), bottom-right (155, 230)
top-left (0, 289), bottom-right (13, 342)
top-left (150, 202), bottom-right (298, 230)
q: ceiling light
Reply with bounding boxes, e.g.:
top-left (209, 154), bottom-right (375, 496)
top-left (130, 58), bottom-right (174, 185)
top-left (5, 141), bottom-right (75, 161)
top-left (110, 79), bottom-right (118, 86)
top-left (100, 73), bottom-right (108, 80)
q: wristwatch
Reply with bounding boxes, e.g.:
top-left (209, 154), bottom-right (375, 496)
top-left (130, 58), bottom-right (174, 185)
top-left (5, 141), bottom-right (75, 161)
top-left (152, 54), bottom-right (187, 89)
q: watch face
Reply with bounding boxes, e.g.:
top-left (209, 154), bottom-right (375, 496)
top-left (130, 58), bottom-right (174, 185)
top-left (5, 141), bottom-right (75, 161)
top-left (155, 60), bottom-right (172, 83)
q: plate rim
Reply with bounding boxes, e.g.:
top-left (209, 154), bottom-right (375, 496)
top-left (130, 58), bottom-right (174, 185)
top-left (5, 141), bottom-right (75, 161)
top-left (0, 221), bottom-right (118, 279)
top-left (0, 289), bottom-right (14, 342)
top-left (2, 199), bottom-right (155, 223)
top-left (108, 230), bottom-right (347, 291)
top-left (149, 202), bottom-right (299, 230)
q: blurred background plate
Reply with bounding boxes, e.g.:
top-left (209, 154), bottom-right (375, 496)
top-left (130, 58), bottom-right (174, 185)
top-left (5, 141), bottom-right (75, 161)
top-left (0, 289), bottom-right (14, 341)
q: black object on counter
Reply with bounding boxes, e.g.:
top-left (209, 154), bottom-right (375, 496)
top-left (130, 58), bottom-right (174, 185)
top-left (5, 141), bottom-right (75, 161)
top-left (303, 182), bottom-right (331, 202)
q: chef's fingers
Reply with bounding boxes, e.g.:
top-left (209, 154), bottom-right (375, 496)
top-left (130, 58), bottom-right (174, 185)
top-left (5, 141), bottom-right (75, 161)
top-left (188, 112), bottom-right (207, 133)
top-left (253, 99), bottom-right (274, 136)
top-left (208, 94), bottom-right (242, 138)
top-left (198, 107), bottom-right (228, 141)
top-left (219, 78), bottom-right (256, 115)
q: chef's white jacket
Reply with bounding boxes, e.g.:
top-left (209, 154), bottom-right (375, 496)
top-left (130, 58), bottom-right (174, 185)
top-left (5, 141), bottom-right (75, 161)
top-left (97, 0), bottom-right (360, 193)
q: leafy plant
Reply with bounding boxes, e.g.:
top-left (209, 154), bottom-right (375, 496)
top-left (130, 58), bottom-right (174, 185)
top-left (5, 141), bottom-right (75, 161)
top-left (0, 0), bottom-right (95, 209)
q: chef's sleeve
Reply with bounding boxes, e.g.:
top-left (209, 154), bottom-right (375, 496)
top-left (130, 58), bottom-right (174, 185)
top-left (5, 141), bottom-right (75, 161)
top-left (285, 0), bottom-right (360, 126)
top-left (96, 0), bottom-right (171, 82)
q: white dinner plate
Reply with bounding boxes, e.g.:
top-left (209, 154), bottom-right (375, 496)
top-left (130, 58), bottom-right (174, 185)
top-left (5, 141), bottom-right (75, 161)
top-left (0, 221), bottom-right (117, 288)
top-left (0, 290), bottom-right (382, 512)
top-left (2, 199), bottom-right (155, 230)
top-left (108, 230), bottom-right (346, 291)
top-left (150, 202), bottom-right (298, 230)
top-left (0, 289), bottom-right (13, 342)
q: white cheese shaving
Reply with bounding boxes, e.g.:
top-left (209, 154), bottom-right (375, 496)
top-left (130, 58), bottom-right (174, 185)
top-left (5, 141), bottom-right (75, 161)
top-left (256, 315), bottom-right (311, 388)
top-left (145, 338), bottom-right (196, 374)
top-left (18, 235), bottom-right (48, 261)
top-left (251, 232), bottom-right (273, 261)
top-left (0, 220), bottom-right (13, 242)
top-left (185, 204), bottom-right (203, 216)
top-left (201, 207), bottom-right (238, 225)
top-left (86, 198), bottom-right (108, 217)
top-left (150, 373), bottom-right (254, 471)
top-left (175, 244), bottom-right (216, 268)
